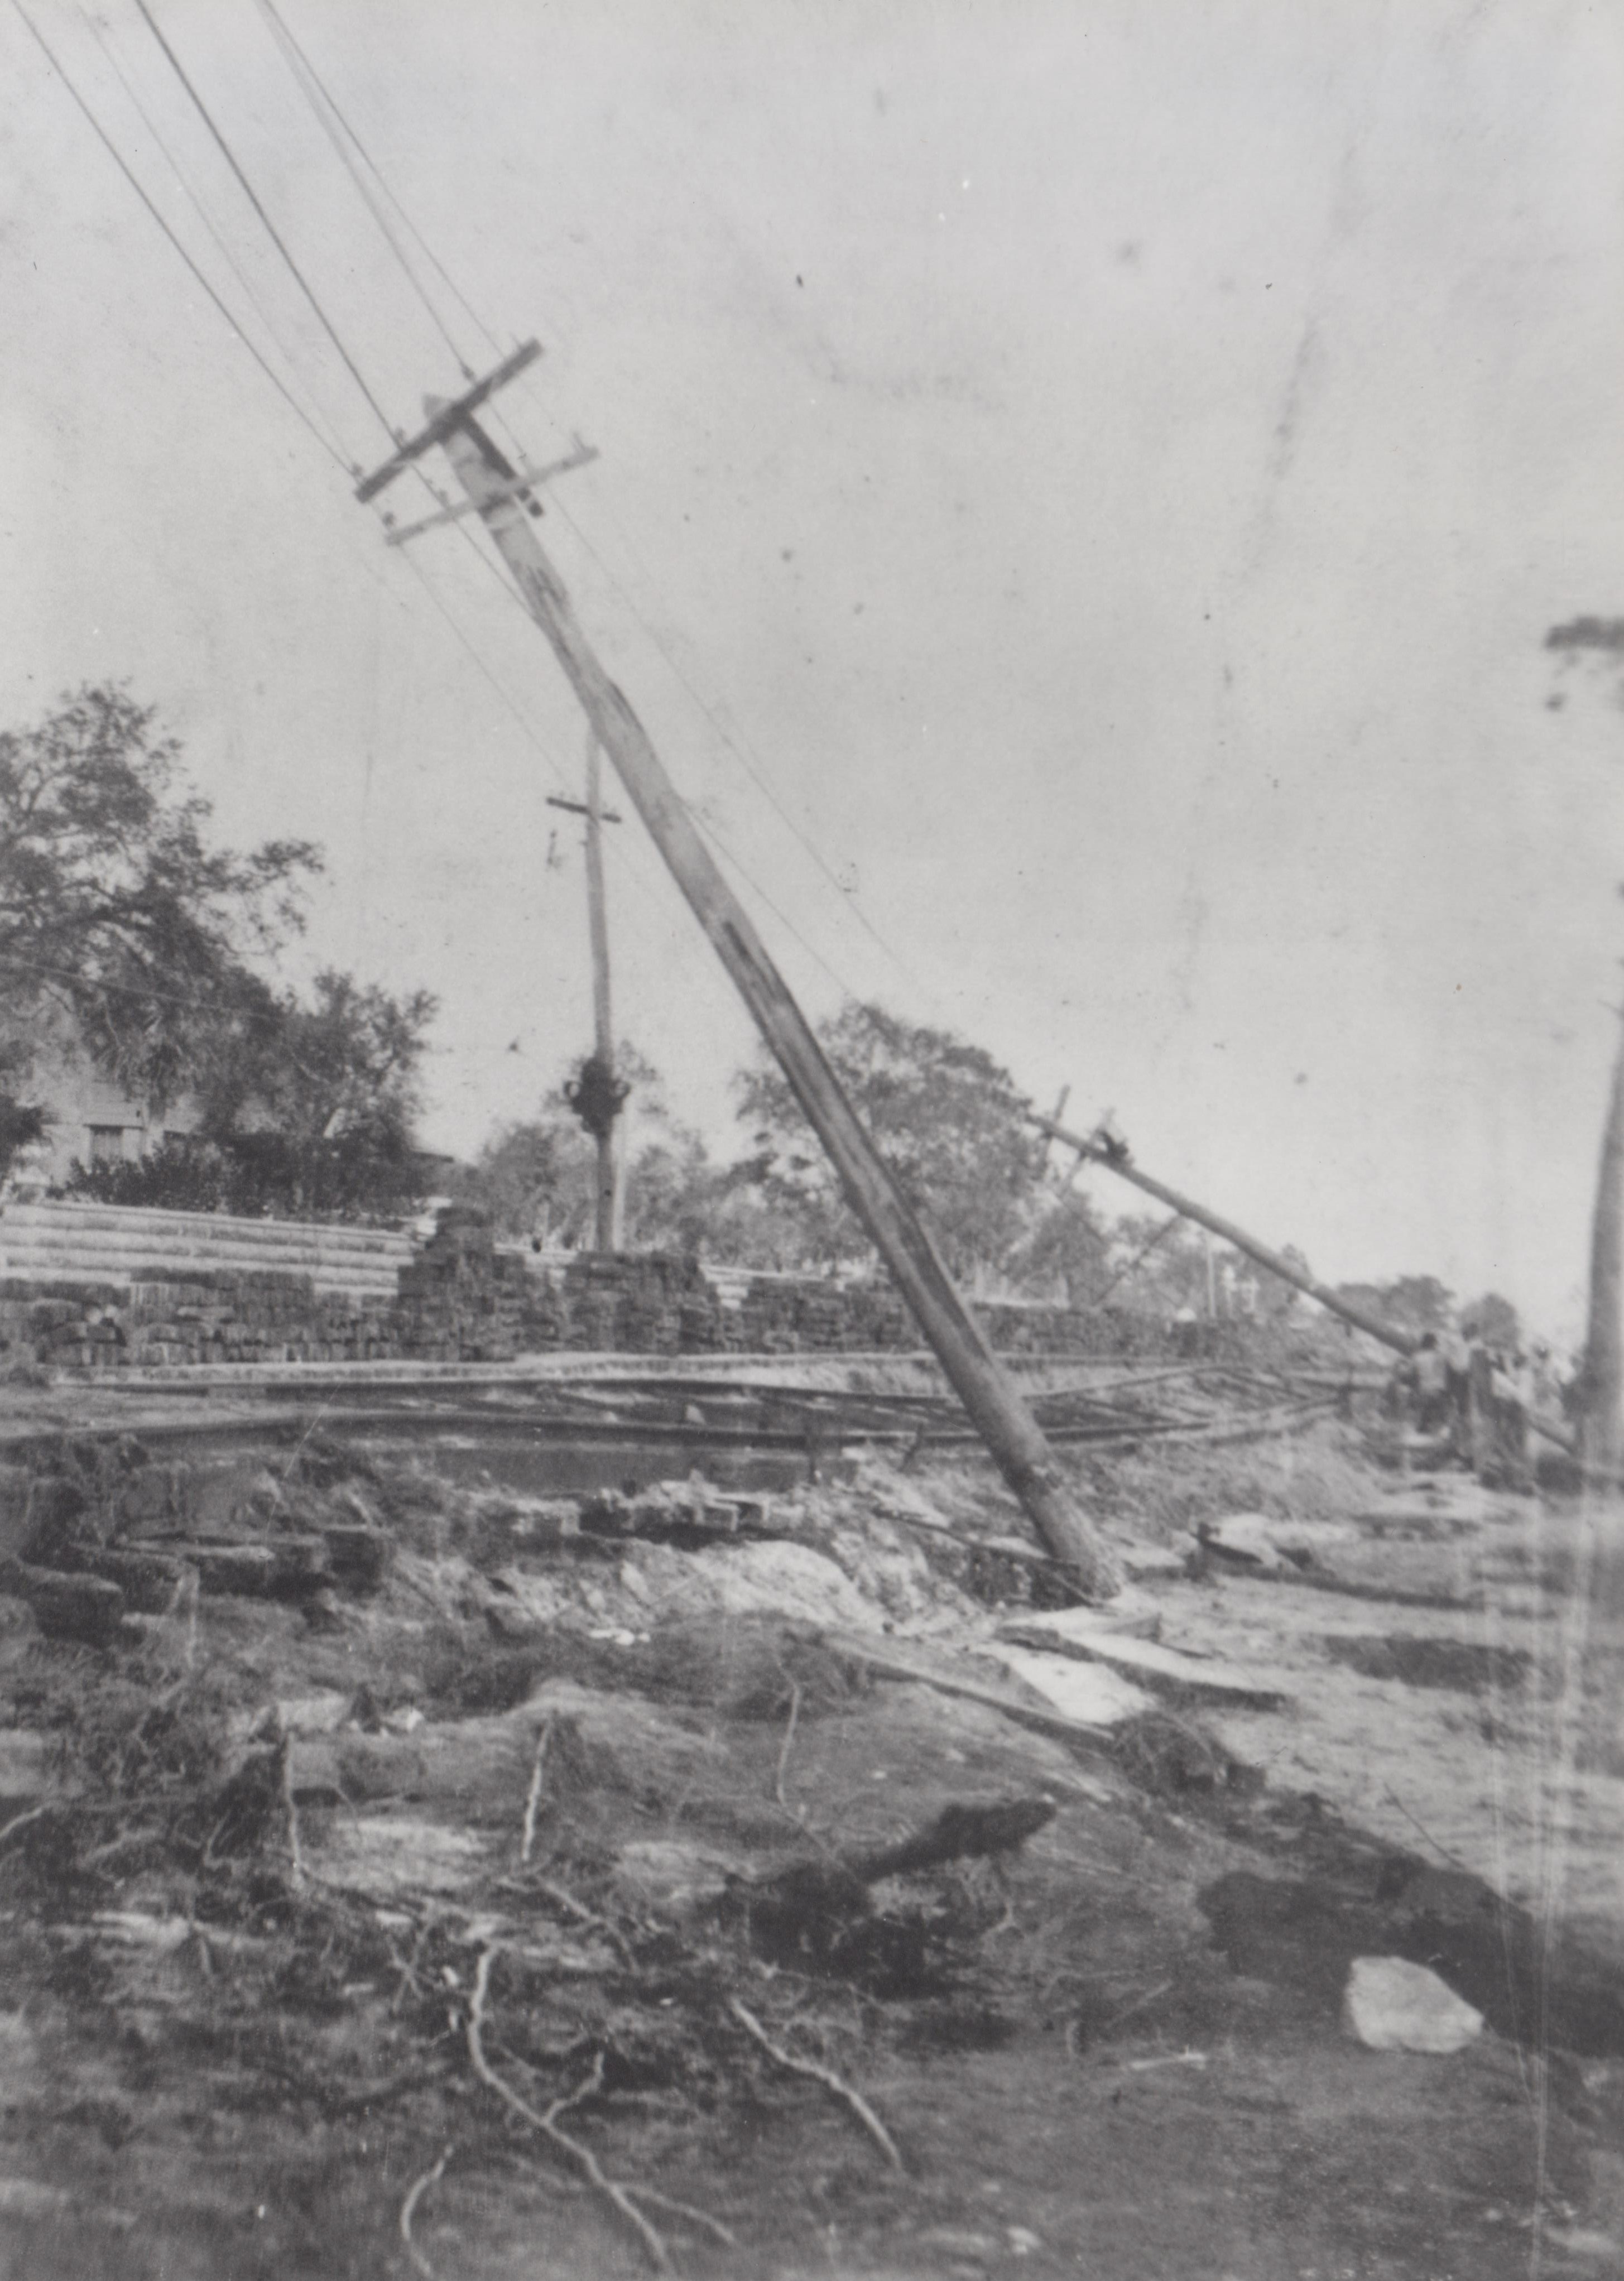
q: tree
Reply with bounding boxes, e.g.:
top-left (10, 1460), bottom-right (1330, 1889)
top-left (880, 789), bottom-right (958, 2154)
top-left (1010, 1184), bottom-right (1114, 1304)
top-left (734, 1001), bottom-right (1045, 1275)
top-left (65, 970), bottom-right (439, 1220)
top-left (200, 970), bottom-right (438, 1217)
top-left (1332, 1274), bottom-right (1453, 1339)
top-left (1463, 1290), bottom-right (1521, 1352)
top-left (0, 686), bottom-right (320, 1114)
top-left (454, 1115), bottom-right (595, 1247)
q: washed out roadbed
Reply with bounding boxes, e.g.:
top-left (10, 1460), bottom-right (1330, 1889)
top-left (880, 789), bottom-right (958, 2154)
top-left (0, 1406), bottom-right (1621, 2279)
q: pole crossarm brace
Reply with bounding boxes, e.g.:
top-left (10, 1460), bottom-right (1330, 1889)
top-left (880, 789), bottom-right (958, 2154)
top-left (1029, 1108), bottom-right (1577, 1458)
top-left (353, 340), bottom-right (542, 503)
top-left (383, 440), bottom-right (599, 547)
top-left (546, 794), bottom-right (623, 824)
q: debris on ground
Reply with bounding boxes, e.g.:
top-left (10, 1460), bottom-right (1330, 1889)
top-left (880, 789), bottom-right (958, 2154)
top-left (0, 1391), bottom-right (1617, 2278)
top-left (1343, 1956), bottom-right (1486, 2053)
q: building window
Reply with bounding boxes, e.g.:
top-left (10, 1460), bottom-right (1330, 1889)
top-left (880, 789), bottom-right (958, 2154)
top-left (87, 1126), bottom-right (126, 1165)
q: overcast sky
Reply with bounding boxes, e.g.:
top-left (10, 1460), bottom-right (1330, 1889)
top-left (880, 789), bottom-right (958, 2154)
top-left (3, 0), bottom-right (1622, 1339)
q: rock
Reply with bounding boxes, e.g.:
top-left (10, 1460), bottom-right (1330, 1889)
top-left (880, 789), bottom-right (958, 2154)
top-left (0, 1730), bottom-right (57, 1802)
top-left (987, 1648), bottom-right (1154, 1727)
top-left (1342, 1956), bottom-right (1483, 2052)
top-left (321, 1523), bottom-right (390, 1591)
top-left (1120, 1543), bottom-right (1190, 1581)
top-left (302, 1816), bottom-right (492, 1901)
top-left (821, 1625), bottom-right (1152, 1737)
top-left (190, 1544), bottom-right (278, 1597)
top-left (1198, 1513), bottom-right (1293, 1572)
top-left (278, 1691), bottom-right (354, 1737)
top-left (79, 1547), bottom-right (189, 1615)
top-left (611, 1838), bottom-right (741, 1923)
top-left (0, 1560), bottom-right (124, 1645)
top-left (0, 1596), bottom-right (39, 1644)
top-left (190, 1536), bottom-right (330, 1598)
top-left (16, 1475), bottom-right (90, 1566)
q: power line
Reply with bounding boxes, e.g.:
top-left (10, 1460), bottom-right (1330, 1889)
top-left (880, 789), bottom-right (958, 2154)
top-left (128, 0), bottom-right (396, 446)
top-left (549, 485), bottom-right (933, 1000)
top-left (251, 0), bottom-right (497, 368)
top-left (238, 0), bottom-right (919, 1003)
top-left (35, 0), bottom-right (895, 1035)
top-left (8, 0), bottom-right (350, 476)
top-left (248, 0), bottom-right (474, 382)
top-left (78, 1), bottom-right (349, 467)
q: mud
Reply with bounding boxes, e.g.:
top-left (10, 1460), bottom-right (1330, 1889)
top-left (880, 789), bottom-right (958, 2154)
top-left (0, 1409), bottom-right (1620, 2278)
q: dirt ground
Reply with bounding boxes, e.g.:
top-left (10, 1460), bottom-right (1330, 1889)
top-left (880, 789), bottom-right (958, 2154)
top-left (0, 1402), bottom-right (1621, 2281)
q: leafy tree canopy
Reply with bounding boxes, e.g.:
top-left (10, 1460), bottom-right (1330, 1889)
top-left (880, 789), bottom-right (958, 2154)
top-left (64, 971), bottom-right (439, 1221)
top-left (734, 1001), bottom-right (1044, 1275)
top-left (0, 686), bottom-right (321, 1112)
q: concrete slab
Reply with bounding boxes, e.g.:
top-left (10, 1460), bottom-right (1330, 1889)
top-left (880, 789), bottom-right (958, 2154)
top-left (997, 1607), bottom-right (1290, 1709)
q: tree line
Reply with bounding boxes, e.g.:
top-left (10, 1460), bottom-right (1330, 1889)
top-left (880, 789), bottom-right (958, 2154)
top-left (0, 686), bottom-right (434, 1219)
top-left (0, 685), bottom-right (1521, 1344)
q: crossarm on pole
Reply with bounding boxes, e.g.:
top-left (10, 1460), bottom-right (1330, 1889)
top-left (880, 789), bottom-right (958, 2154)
top-left (354, 340), bottom-right (542, 502)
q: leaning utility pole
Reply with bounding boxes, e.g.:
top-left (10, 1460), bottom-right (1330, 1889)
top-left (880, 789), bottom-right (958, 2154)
top-left (357, 352), bottom-right (1121, 1596)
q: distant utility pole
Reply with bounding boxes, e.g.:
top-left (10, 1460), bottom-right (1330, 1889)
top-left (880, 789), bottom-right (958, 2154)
top-left (547, 737), bottom-right (624, 1251)
top-left (1575, 1002), bottom-right (1624, 1472)
top-left (355, 349), bottom-right (1122, 1597)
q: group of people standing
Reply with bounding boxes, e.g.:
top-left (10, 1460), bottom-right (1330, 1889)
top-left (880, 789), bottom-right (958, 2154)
top-left (1395, 1324), bottom-right (1552, 1489)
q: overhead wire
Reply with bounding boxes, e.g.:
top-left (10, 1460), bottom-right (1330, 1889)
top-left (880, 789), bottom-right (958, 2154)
top-left (7, 0), bottom-right (728, 1079)
top-left (248, 0), bottom-right (474, 381)
top-left (31, 0), bottom-right (901, 1051)
top-left (239, 0), bottom-right (925, 1010)
top-left (77, 1), bottom-right (350, 469)
top-left (250, 0), bottom-right (493, 365)
top-left (79, 6), bottom-right (349, 467)
top-left (129, 0), bottom-right (397, 449)
top-left (7, 0), bottom-right (350, 476)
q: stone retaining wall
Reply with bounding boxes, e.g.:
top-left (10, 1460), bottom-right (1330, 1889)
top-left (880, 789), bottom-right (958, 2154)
top-left (0, 1199), bottom-right (1246, 1369)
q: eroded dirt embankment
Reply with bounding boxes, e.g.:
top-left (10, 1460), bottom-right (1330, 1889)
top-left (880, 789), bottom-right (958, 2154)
top-left (0, 1408), bottom-right (1621, 2281)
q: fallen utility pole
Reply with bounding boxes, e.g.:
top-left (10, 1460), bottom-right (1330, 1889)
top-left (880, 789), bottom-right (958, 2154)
top-left (1030, 1109), bottom-right (1579, 1458)
top-left (1028, 1110), bottom-right (1416, 1352)
top-left (358, 358), bottom-right (1121, 1597)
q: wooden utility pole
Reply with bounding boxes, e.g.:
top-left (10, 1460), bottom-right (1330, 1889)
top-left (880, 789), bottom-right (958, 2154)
top-left (357, 361), bottom-right (1121, 1596)
top-left (1030, 1108), bottom-right (1419, 1352)
top-left (1574, 1009), bottom-right (1624, 1472)
top-left (548, 739), bottom-right (623, 1250)
top-left (584, 734), bottom-right (619, 1250)
top-left (1029, 1106), bottom-right (1581, 1458)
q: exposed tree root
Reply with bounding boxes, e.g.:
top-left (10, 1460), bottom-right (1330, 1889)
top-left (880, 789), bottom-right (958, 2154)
top-left (727, 1996), bottom-right (905, 2172)
top-left (278, 1734), bottom-right (305, 1894)
top-left (773, 1680), bottom-right (803, 1812)
top-left (519, 1720), bottom-right (551, 1865)
top-left (399, 2143), bottom-right (451, 2280)
top-left (467, 1943), bottom-right (732, 2273)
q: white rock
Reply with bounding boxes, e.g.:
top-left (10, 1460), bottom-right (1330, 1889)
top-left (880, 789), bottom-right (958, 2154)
top-left (989, 1648), bottom-right (1154, 1727)
top-left (1342, 1956), bottom-right (1484, 2053)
